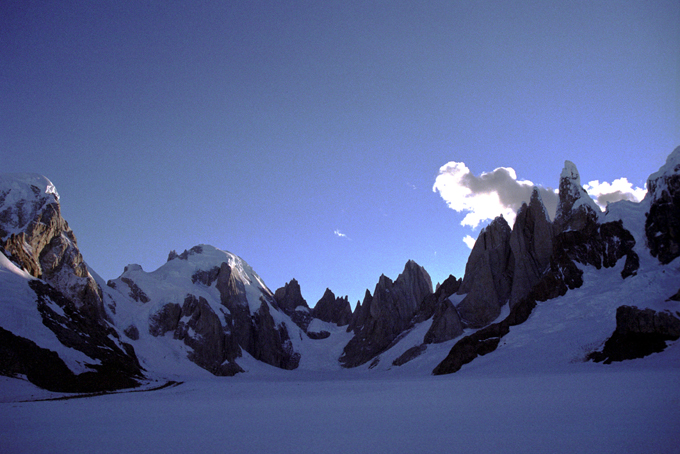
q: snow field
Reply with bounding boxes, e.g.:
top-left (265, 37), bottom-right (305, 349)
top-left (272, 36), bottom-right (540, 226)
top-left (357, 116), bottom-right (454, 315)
top-left (1, 363), bottom-right (678, 454)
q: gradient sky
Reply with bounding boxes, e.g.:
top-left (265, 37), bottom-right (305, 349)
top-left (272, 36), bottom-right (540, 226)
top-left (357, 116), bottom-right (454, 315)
top-left (3, 1), bottom-right (679, 306)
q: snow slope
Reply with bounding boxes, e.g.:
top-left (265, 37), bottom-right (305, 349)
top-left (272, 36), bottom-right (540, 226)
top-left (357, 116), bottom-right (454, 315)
top-left (0, 254), bottom-right (102, 375)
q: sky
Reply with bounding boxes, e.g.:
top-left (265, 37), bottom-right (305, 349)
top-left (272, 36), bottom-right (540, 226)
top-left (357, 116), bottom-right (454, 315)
top-left (2, 1), bottom-right (679, 306)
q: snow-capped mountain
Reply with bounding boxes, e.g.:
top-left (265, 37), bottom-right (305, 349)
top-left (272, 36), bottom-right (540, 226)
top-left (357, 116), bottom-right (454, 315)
top-left (1, 147), bottom-right (679, 391)
top-left (0, 174), bottom-right (143, 392)
top-left (102, 244), bottom-right (304, 378)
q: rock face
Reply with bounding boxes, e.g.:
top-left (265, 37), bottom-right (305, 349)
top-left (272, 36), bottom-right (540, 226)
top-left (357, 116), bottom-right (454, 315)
top-left (312, 288), bottom-right (352, 326)
top-left (589, 306), bottom-right (680, 363)
top-left (0, 174), bottom-right (143, 392)
top-left (456, 216), bottom-right (514, 328)
top-left (0, 174), bottom-right (106, 321)
top-left (646, 146), bottom-right (680, 264)
top-left (509, 188), bottom-right (553, 307)
top-left (274, 278), bottom-right (308, 313)
top-left (419, 274), bottom-right (464, 344)
top-left (274, 279), bottom-right (313, 331)
top-left (341, 260), bottom-right (433, 368)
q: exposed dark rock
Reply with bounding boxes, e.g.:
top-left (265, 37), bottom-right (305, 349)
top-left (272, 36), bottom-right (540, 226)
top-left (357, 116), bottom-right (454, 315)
top-left (668, 288), bottom-right (680, 302)
top-left (124, 325), bottom-right (140, 340)
top-left (4, 280), bottom-right (145, 392)
top-left (414, 274), bottom-right (461, 324)
top-left (306, 330), bottom-right (331, 340)
top-left (191, 266), bottom-right (220, 286)
top-left (148, 303), bottom-right (182, 337)
top-left (589, 306), bottom-right (680, 363)
top-left (424, 298), bottom-right (464, 344)
top-left (456, 216), bottom-right (514, 328)
top-left (177, 245), bottom-right (204, 260)
top-left (274, 278), bottom-right (308, 313)
top-left (1, 198), bottom-right (107, 321)
top-left (214, 262), bottom-right (300, 370)
top-left (0, 326), bottom-right (84, 392)
top-left (645, 146), bottom-right (680, 264)
top-left (249, 302), bottom-right (300, 370)
top-left (312, 288), bottom-right (352, 326)
top-left (392, 344), bottom-right (427, 366)
top-left (175, 294), bottom-right (242, 376)
top-left (216, 261), bottom-right (248, 310)
top-left (509, 188), bottom-right (554, 307)
top-left (340, 260), bottom-right (433, 368)
top-left (120, 277), bottom-right (151, 303)
top-left (347, 290), bottom-right (372, 333)
top-left (432, 252), bottom-right (580, 375)
top-left (273, 279), bottom-right (313, 331)
top-left (553, 160), bottom-right (602, 234)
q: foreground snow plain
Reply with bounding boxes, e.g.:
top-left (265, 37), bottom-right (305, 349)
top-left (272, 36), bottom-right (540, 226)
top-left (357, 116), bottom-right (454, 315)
top-left (1, 355), bottom-right (679, 454)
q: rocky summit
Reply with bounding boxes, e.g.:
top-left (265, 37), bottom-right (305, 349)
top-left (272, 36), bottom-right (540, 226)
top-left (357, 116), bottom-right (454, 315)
top-left (1, 148), bottom-right (680, 391)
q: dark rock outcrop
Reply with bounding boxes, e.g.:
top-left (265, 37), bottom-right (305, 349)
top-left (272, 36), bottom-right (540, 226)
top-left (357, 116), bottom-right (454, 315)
top-left (0, 175), bottom-right (143, 391)
top-left (214, 262), bottom-right (300, 370)
top-left (645, 146), bottom-right (680, 264)
top-left (424, 298), bottom-right (464, 344)
top-left (456, 216), bottom-right (514, 328)
top-left (392, 344), bottom-right (427, 366)
top-left (312, 288), bottom-right (352, 326)
top-left (149, 303), bottom-right (182, 337)
top-left (191, 266), bottom-right (221, 286)
top-left (0, 279), bottom-right (144, 392)
top-left (509, 188), bottom-right (554, 307)
top-left (274, 279), bottom-right (313, 331)
top-left (148, 296), bottom-right (242, 375)
top-left (120, 277), bottom-right (151, 303)
top-left (589, 306), bottom-right (680, 363)
top-left (340, 260), bottom-right (433, 368)
top-left (433, 268), bottom-right (562, 375)
top-left (175, 295), bottom-right (242, 376)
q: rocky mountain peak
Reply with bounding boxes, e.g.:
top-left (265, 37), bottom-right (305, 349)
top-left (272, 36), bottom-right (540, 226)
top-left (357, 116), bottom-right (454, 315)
top-left (456, 216), bottom-right (514, 327)
top-left (340, 259), bottom-right (433, 367)
top-left (554, 160), bottom-right (601, 233)
top-left (0, 173), bottom-right (106, 321)
top-left (312, 288), bottom-right (352, 326)
top-left (274, 278), bottom-right (308, 313)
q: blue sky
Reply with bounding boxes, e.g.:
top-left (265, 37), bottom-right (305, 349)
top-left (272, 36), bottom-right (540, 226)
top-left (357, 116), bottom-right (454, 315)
top-left (3, 1), bottom-right (679, 306)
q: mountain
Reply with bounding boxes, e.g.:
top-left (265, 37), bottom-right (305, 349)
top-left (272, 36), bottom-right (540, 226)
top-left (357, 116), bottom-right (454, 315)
top-left (0, 174), bottom-right (143, 392)
top-left (1, 147), bottom-right (679, 391)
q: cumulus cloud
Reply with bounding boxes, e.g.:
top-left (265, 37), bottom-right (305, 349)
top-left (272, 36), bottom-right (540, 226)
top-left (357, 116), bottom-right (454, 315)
top-left (584, 178), bottom-right (646, 210)
top-left (432, 161), bottom-right (558, 229)
top-left (334, 229), bottom-right (348, 239)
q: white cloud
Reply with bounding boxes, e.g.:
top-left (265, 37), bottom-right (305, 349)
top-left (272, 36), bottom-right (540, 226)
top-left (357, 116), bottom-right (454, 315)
top-left (334, 229), bottom-right (348, 239)
top-left (432, 161), bottom-right (558, 228)
top-left (584, 178), bottom-right (646, 210)
top-left (462, 235), bottom-right (476, 249)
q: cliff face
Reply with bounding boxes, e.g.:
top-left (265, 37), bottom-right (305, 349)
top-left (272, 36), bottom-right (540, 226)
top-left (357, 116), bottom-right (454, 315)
top-left (646, 146), bottom-right (680, 264)
top-left (0, 174), bottom-right (106, 321)
top-left (456, 216), bottom-right (514, 328)
top-left (0, 174), bottom-right (143, 392)
top-left (341, 260), bottom-right (433, 368)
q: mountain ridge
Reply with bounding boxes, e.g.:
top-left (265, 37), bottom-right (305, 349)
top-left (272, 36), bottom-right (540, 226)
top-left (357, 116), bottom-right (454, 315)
top-left (1, 148), bottom-right (679, 390)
